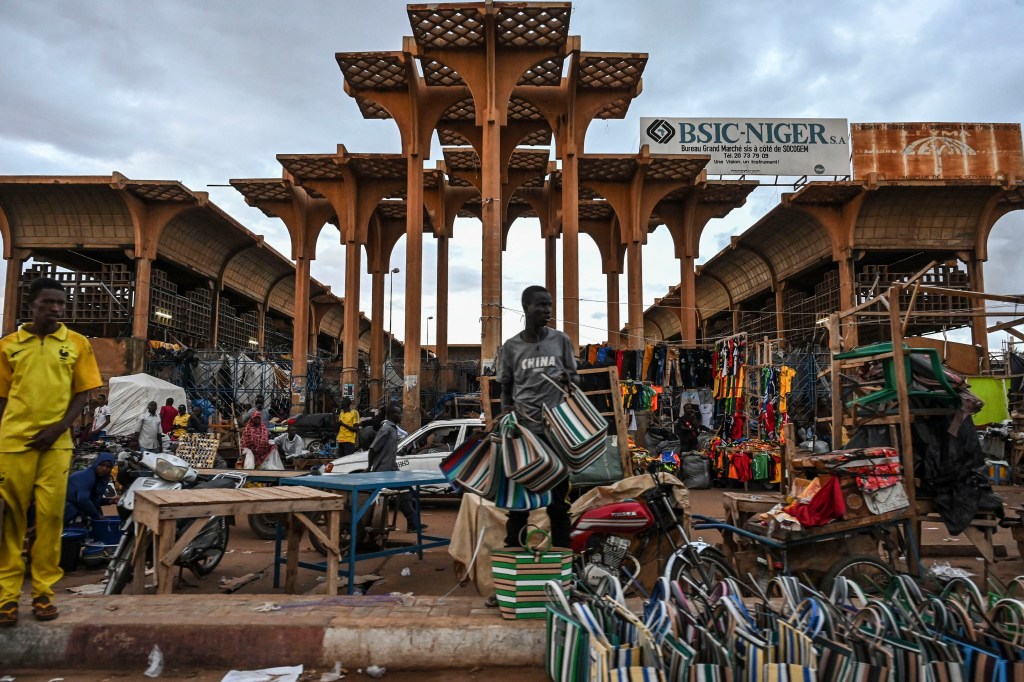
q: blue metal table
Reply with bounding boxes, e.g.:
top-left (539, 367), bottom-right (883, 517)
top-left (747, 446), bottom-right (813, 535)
top-left (276, 471), bottom-right (450, 594)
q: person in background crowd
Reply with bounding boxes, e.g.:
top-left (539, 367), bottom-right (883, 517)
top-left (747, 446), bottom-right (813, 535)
top-left (171, 404), bottom-right (189, 439)
top-left (336, 397), bottom-right (360, 456)
top-left (368, 403), bottom-right (425, 532)
top-left (357, 409), bottom-right (381, 450)
top-left (273, 423), bottom-right (305, 461)
top-left (159, 397), bottom-right (177, 434)
top-left (0, 277), bottom-right (103, 626)
top-left (674, 405), bottom-right (701, 452)
top-left (241, 398), bottom-right (270, 428)
top-left (240, 412), bottom-right (274, 468)
top-left (89, 393), bottom-right (111, 441)
top-left (186, 404), bottom-right (209, 434)
top-left (136, 401), bottom-right (162, 451)
top-left (64, 452), bottom-right (116, 524)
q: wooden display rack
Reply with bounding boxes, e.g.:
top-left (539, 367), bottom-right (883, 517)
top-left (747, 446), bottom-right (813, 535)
top-left (825, 268), bottom-right (1024, 575)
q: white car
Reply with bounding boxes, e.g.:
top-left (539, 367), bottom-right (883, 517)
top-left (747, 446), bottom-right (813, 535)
top-left (324, 418), bottom-right (487, 488)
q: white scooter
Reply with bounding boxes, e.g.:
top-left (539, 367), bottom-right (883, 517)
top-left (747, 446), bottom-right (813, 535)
top-left (104, 450), bottom-right (246, 595)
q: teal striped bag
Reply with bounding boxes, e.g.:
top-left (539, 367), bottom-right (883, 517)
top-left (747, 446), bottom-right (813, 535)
top-left (501, 411), bottom-right (568, 492)
top-left (539, 374), bottom-right (609, 472)
top-left (547, 600), bottom-right (590, 681)
top-left (492, 531), bottom-right (572, 620)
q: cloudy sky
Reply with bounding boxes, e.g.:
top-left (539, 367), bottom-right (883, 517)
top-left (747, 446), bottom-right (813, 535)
top-left (2, 0), bottom-right (1023, 348)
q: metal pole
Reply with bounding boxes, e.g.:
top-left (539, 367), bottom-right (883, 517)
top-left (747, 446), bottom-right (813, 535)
top-left (387, 267), bottom-right (399, 404)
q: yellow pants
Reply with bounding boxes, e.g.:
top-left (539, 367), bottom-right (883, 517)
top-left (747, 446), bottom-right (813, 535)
top-left (0, 448), bottom-right (71, 603)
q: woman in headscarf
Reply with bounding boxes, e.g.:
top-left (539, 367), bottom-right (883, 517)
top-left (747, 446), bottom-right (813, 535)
top-left (240, 412), bottom-right (275, 469)
top-left (64, 453), bottom-right (116, 525)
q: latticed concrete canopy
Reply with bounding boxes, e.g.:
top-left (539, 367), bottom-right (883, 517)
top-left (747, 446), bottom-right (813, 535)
top-left (0, 175), bottom-right (383, 351)
top-left (642, 177), bottom-right (1023, 348)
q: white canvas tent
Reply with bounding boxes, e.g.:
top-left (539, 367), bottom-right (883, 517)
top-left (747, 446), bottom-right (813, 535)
top-left (106, 373), bottom-right (188, 436)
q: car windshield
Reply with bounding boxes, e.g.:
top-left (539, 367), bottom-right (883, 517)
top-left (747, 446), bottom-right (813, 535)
top-left (406, 426), bottom-right (457, 453)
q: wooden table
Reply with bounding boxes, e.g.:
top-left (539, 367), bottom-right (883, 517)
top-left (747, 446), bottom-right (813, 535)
top-left (132, 486), bottom-right (345, 595)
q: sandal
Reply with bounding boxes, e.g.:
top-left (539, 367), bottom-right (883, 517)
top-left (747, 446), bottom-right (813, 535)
top-left (31, 596), bottom-right (58, 621)
top-left (0, 601), bottom-right (17, 627)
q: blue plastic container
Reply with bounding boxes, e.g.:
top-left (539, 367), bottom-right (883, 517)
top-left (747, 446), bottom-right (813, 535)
top-left (60, 527), bottom-right (89, 572)
top-left (90, 515), bottom-right (123, 545)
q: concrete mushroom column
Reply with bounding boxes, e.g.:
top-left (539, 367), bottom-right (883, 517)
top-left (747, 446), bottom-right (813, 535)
top-left (228, 180), bottom-right (333, 409)
top-left (403, 152), bottom-right (425, 428)
top-left (2, 249), bottom-right (28, 335)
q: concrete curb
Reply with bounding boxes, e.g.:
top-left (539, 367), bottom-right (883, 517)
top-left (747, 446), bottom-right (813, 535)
top-left (0, 594), bottom-right (545, 671)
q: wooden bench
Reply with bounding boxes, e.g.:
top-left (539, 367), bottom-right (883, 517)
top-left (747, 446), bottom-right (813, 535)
top-left (133, 486), bottom-right (345, 595)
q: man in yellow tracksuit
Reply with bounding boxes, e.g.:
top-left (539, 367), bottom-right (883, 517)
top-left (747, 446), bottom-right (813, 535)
top-left (0, 277), bottom-right (102, 626)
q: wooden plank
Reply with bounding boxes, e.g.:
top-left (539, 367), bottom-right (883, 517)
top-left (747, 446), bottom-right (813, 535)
top-left (134, 488), bottom-right (345, 523)
top-left (155, 519), bottom-right (177, 595)
top-left (888, 286), bottom-right (921, 574)
top-left (146, 497), bottom-right (345, 520)
top-left (136, 486), bottom-right (343, 507)
top-left (131, 527), bottom-right (150, 594)
top-left (158, 519), bottom-right (207, 573)
top-left (134, 483), bottom-right (337, 503)
top-left (842, 409), bottom-right (956, 426)
top-left (768, 508), bottom-right (911, 542)
top-left (912, 285), bottom-right (1024, 304)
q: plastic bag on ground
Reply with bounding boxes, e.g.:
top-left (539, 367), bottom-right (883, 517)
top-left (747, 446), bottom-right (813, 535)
top-left (220, 666), bottom-right (303, 682)
top-left (143, 645), bottom-right (163, 678)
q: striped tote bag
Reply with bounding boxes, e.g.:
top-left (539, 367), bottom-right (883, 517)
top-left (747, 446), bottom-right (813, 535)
top-left (539, 373), bottom-right (609, 472)
top-left (440, 428), bottom-right (500, 498)
top-left (501, 412), bottom-right (568, 492)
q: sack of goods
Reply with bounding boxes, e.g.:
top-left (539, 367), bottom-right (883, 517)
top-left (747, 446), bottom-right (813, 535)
top-left (492, 530), bottom-right (572, 620)
top-left (680, 453), bottom-right (711, 490)
top-left (540, 373), bottom-right (610, 472)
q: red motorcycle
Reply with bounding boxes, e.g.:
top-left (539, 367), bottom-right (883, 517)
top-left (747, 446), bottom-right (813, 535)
top-left (570, 474), bottom-right (736, 593)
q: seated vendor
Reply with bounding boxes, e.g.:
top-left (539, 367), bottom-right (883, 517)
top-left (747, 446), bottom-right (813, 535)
top-left (64, 453), bottom-right (116, 525)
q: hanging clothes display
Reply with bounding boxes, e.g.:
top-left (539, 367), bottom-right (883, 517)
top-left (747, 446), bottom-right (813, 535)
top-left (713, 334), bottom-right (747, 443)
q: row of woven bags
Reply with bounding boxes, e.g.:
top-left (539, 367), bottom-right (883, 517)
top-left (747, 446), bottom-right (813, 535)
top-left (441, 374), bottom-right (609, 507)
top-left (546, 571), bottom-right (1024, 681)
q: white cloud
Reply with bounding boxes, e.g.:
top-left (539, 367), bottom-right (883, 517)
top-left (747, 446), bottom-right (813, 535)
top-left (1, 0), bottom-right (1022, 346)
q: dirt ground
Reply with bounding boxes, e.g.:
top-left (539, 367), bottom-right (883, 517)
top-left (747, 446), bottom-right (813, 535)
top-left (48, 484), bottom-right (1024, 599)
top-left (12, 484), bottom-right (1024, 680)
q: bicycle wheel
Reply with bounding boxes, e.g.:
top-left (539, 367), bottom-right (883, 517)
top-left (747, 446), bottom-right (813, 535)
top-left (821, 555), bottom-right (895, 596)
top-left (668, 546), bottom-right (737, 593)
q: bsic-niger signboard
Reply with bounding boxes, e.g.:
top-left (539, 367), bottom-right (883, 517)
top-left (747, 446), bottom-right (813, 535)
top-left (851, 122), bottom-right (1023, 180)
top-left (641, 117), bottom-right (850, 176)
